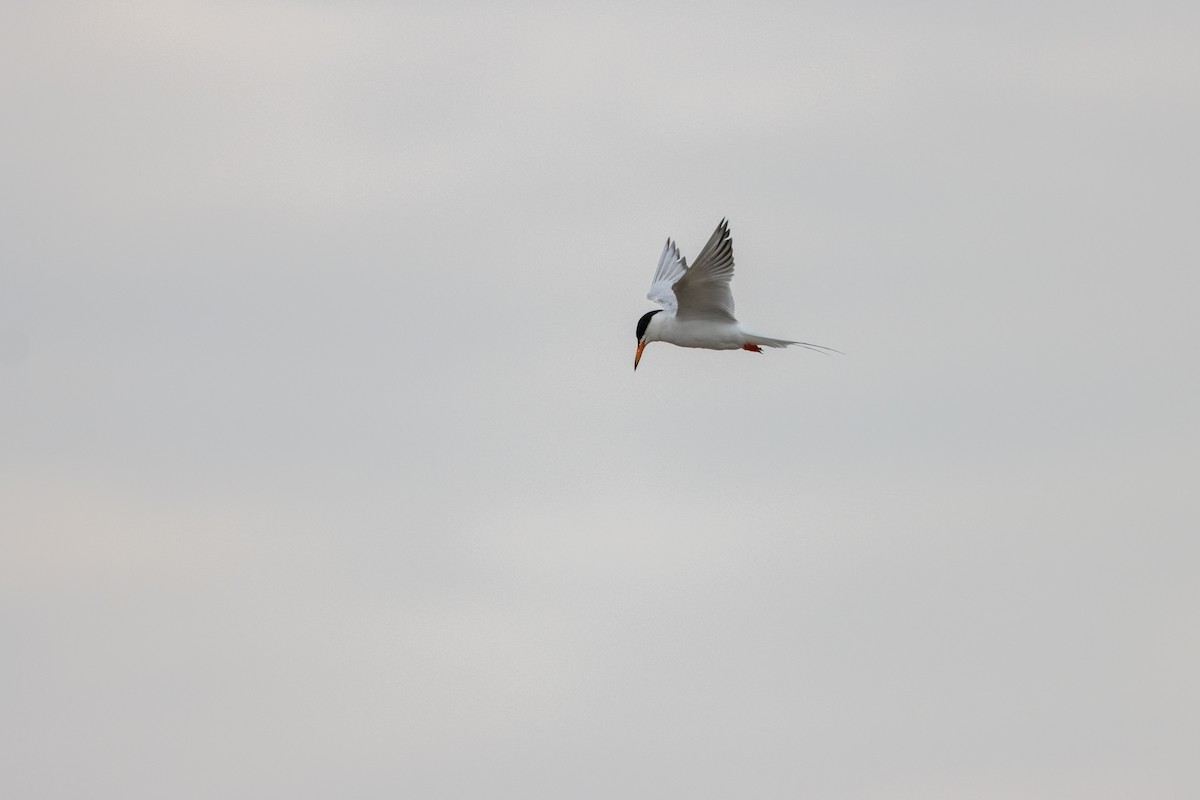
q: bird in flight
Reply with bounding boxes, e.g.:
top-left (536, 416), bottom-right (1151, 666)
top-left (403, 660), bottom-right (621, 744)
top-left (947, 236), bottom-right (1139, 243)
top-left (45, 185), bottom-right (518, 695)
top-left (634, 219), bottom-right (839, 369)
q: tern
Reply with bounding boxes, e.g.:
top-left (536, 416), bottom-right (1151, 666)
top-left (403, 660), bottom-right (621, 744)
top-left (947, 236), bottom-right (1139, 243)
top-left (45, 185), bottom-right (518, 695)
top-left (634, 219), bottom-right (839, 369)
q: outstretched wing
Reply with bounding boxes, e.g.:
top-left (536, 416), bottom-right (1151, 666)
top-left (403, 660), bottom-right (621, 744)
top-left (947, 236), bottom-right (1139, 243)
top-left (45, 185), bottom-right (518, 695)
top-left (647, 238), bottom-right (688, 312)
top-left (672, 219), bottom-right (737, 322)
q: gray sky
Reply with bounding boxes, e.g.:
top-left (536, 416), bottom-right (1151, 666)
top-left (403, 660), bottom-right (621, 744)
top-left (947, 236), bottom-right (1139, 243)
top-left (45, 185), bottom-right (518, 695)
top-left (3, 1), bottom-right (1198, 797)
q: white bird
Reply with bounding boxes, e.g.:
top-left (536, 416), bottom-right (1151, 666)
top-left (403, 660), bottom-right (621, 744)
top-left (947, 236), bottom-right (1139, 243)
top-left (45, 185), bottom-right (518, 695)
top-left (634, 219), bottom-right (839, 369)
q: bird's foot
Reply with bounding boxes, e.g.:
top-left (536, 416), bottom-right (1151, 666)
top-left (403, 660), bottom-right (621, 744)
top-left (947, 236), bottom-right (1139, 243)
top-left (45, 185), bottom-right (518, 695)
top-left (742, 344), bottom-right (763, 353)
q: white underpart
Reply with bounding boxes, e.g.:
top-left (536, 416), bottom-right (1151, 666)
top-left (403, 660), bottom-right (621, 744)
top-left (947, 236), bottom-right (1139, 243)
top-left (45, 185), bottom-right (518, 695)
top-left (644, 314), bottom-right (788, 350)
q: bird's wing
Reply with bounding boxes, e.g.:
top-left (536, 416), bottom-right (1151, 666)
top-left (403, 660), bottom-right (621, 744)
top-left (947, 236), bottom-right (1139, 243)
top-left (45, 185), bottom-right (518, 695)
top-left (672, 218), bottom-right (737, 322)
top-left (647, 238), bottom-right (688, 312)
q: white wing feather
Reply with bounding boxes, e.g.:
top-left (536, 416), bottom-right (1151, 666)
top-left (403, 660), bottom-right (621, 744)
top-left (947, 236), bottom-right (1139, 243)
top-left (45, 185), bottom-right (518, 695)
top-left (672, 219), bottom-right (737, 322)
top-left (647, 238), bottom-right (687, 312)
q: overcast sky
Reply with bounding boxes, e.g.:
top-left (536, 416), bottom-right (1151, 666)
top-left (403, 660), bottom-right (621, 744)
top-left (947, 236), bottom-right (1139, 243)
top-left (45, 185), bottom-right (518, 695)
top-left (3, 1), bottom-right (1198, 797)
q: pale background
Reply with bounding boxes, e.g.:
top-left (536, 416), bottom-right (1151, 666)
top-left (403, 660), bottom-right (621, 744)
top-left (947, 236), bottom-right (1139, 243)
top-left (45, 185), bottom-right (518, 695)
top-left (3, 1), bottom-right (1198, 797)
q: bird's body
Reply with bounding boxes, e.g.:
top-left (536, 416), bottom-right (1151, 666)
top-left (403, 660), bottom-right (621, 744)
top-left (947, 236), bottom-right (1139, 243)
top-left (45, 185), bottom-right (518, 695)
top-left (640, 313), bottom-right (792, 351)
top-left (633, 219), bottom-right (837, 369)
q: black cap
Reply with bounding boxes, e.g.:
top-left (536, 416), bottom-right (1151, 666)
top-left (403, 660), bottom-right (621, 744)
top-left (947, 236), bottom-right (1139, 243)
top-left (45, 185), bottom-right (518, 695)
top-left (635, 309), bottom-right (662, 341)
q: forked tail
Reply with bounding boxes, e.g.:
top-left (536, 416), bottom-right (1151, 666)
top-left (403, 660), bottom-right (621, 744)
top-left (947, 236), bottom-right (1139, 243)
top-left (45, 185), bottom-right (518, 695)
top-left (743, 332), bottom-right (843, 355)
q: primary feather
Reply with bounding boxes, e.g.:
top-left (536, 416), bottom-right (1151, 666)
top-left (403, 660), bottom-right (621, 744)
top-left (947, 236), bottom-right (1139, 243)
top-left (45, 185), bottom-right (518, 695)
top-left (646, 219), bottom-right (738, 323)
top-left (647, 238), bottom-right (687, 313)
top-left (672, 218), bottom-right (737, 322)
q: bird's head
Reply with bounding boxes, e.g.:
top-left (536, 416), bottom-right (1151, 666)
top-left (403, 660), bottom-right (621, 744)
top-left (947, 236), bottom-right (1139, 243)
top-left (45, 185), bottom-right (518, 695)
top-left (634, 309), bottom-right (662, 370)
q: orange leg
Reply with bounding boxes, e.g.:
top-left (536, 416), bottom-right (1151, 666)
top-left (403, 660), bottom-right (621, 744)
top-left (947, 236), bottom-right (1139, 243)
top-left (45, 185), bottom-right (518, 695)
top-left (742, 344), bottom-right (763, 353)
